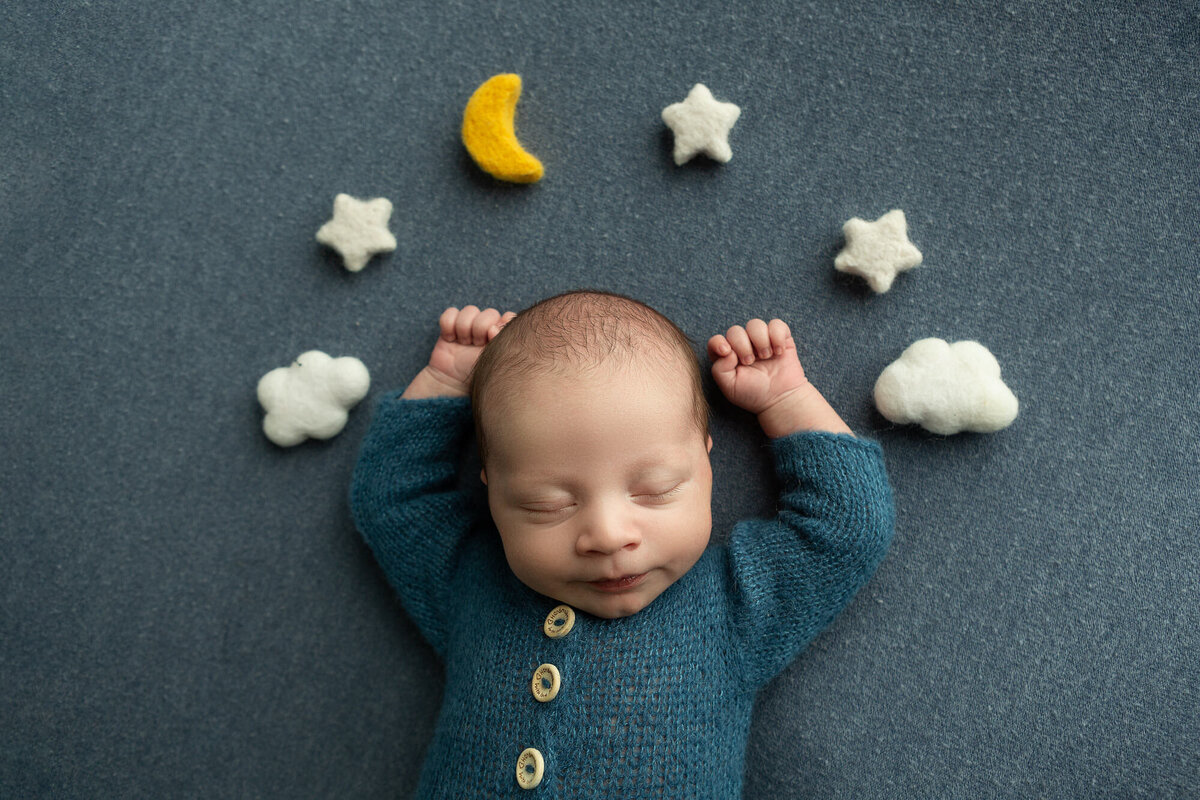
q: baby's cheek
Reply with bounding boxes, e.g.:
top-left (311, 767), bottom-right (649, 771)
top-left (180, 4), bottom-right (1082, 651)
top-left (501, 532), bottom-right (559, 587)
top-left (665, 502), bottom-right (712, 568)
top-left (494, 523), bottom-right (529, 571)
top-left (689, 492), bottom-right (713, 536)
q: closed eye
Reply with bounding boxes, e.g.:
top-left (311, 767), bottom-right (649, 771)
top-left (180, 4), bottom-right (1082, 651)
top-left (640, 485), bottom-right (683, 503)
top-left (521, 504), bottom-right (574, 516)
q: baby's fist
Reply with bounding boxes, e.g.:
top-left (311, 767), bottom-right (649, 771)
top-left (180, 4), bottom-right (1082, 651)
top-left (437, 305), bottom-right (514, 349)
top-left (707, 319), bottom-right (808, 414)
top-left (405, 305), bottom-right (515, 399)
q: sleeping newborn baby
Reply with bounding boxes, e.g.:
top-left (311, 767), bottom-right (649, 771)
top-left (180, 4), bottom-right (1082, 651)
top-left (350, 289), bottom-right (894, 797)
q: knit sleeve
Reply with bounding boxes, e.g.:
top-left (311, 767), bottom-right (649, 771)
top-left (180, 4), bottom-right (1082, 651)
top-left (349, 392), bottom-right (481, 657)
top-left (724, 432), bottom-right (895, 688)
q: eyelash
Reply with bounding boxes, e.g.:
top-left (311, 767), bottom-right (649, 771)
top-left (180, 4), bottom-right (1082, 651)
top-left (525, 508), bottom-right (567, 517)
top-left (522, 486), bottom-right (683, 515)
top-left (643, 485), bottom-right (684, 503)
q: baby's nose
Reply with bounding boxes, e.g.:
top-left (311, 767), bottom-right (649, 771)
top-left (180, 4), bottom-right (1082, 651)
top-left (576, 503), bottom-right (641, 555)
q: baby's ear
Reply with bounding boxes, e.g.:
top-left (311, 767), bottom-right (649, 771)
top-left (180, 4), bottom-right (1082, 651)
top-left (480, 468), bottom-right (488, 485)
top-left (706, 435), bottom-right (713, 453)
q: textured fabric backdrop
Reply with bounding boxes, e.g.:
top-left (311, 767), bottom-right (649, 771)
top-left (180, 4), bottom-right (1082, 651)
top-left (2, 1), bottom-right (1197, 797)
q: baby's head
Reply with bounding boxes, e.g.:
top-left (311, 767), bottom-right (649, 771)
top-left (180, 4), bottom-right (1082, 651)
top-left (470, 290), bottom-right (713, 619)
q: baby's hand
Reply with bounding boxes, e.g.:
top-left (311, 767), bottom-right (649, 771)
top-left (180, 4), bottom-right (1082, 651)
top-left (707, 319), bottom-right (809, 415)
top-left (404, 306), bottom-right (516, 399)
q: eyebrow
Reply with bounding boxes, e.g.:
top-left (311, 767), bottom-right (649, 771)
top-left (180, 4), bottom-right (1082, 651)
top-left (504, 463), bottom-right (685, 489)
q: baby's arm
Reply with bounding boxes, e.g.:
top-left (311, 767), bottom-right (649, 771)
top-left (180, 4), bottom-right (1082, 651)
top-left (402, 305), bottom-right (517, 399)
top-left (707, 318), bottom-right (853, 436)
top-left (709, 318), bottom-right (893, 686)
top-left (350, 305), bottom-right (513, 654)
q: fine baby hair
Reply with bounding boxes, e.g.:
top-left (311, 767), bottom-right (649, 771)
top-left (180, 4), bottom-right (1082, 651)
top-left (468, 289), bottom-right (710, 467)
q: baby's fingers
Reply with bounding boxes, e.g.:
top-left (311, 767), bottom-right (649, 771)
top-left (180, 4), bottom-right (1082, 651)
top-left (470, 308), bottom-right (501, 345)
top-left (439, 306), bottom-right (514, 345)
top-left (489, 311), bottom-right (517, 340)
top-left (724, 325), bottom-right (756, 365)
top-left (707, 334), bottom-right (735, 364)
top-left (745, 319), bottom-right (772, 360)
top-left (454, 305), bottom-right (482, 343)
top-left (439, 307), bottom-right (461, 341)
top-left (768, 319), bottom-right (793, 355)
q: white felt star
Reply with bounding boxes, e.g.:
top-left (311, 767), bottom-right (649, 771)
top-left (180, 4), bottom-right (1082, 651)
top-left (833, 209), bottom-right (923, 293)
top-left (661, 84), bottom-right (742, 166)
top-left (315, 194), bottom-right (397, 272)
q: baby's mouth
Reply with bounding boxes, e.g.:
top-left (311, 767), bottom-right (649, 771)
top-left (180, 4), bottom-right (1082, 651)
top-left (588, 573), bottom-right (648, 592)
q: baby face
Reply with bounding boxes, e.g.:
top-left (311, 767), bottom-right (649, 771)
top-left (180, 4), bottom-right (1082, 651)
top-left (481, 359), bottom-right (713, 619)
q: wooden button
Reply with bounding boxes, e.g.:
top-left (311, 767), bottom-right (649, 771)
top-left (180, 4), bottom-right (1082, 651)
top-left (543, 605), bottom-right (575, 638)
top-left (531, 663), bottom-right (561, 702)
top-left (516, 747), bottom-right (544, 789)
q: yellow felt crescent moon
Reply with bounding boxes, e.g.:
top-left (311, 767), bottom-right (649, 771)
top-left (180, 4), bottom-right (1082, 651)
top-left (461, 74), bottom-right (544, 183)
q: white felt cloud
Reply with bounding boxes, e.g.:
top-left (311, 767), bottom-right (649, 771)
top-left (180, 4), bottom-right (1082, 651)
top-left (316, 194), bottom-right (397, 272)
top-left (834, 209), bottom-right (922, 293)
top-left (874, 338), bottom-right (1018, 435)
top-left (257, 351), bottom-right (371, 446)
top-left (661, 84), bottom-right (742, 165)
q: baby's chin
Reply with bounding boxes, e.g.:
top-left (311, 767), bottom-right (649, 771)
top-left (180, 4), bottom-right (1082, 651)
top-left (552, 573), bottom-right (670, 620)
top-left (578, 596), bottom-right (652, 619)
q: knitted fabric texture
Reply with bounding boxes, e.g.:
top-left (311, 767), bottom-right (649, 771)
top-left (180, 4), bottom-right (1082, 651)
top-left (349, 394), bottom-right (894, 798)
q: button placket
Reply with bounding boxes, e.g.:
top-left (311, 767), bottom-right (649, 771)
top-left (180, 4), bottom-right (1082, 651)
top-left (514, 605), bottom-right (576, 789)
